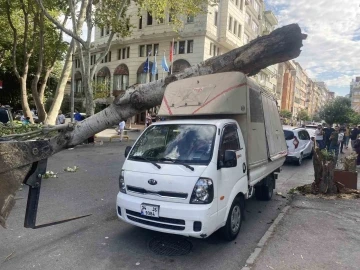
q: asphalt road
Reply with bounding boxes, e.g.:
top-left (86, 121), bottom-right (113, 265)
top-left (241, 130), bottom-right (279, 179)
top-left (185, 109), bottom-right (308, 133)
top-left (0, 142), bottom-right (314, 270)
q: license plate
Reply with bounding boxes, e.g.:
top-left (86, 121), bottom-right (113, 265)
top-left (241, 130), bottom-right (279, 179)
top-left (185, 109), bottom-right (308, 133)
top-left (140, 204), bottom-right (159, 218)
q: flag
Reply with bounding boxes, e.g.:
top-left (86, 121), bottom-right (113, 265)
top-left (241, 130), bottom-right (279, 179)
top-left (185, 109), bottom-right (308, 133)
top-left (151, 51), bottom-right (158, 75)
top-left (143, 55), bottom-right (149, 73)
top-left (161, 53), bottom-right (169, 72)
top-left (0, 80), bottom-right (2, 89)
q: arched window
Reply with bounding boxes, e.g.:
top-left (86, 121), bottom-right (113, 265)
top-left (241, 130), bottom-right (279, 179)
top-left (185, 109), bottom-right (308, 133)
top-left (75, 71), bottom-right (82, 93)
top-left (113, 64), bottom-right (129, 90)
top-left (169, 59), bottom-right (191, 74)
top-left (136, 61), bottom-right (158, 84)
top-left (96, 66), bottom-right (111, 92)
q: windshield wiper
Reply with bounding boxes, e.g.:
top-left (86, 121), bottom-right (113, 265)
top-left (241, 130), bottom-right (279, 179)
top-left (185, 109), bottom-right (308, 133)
top-left (130, 156), bottom-right (161, 169)
top-left (159, 158), bottom-right (194, 171)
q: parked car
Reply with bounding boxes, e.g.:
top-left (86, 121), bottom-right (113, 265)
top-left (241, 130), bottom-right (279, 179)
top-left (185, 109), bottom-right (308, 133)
top-left (305, 124), bottom-right (318, 139)
top-left (283, 126), bottom-right (314, 166)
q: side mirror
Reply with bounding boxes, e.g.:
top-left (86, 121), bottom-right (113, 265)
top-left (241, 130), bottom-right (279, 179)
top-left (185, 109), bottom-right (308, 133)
top-left (125, 146), bottom-right (132, 158)
top-left (223, 150), bottom-right (237, 168)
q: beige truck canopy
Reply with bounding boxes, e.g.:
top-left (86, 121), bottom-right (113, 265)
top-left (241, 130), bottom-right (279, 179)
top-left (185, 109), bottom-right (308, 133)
top-left (158, 72), bottom-right (287, 175)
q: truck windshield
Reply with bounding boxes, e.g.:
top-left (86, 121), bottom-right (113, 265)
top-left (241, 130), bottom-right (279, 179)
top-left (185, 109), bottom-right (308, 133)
top-left (129, 124), bottom-right (216, 165)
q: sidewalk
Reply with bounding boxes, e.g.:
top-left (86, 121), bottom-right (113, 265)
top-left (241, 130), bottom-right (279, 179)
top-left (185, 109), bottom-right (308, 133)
top-left (94, 124), bottom-right (144, 142)
top-left (250, 195), bottom-right (360, 270)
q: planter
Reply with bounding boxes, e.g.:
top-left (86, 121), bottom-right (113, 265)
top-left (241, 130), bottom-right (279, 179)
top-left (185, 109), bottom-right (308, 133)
top-left (334, 170), bottom-right (358, 189)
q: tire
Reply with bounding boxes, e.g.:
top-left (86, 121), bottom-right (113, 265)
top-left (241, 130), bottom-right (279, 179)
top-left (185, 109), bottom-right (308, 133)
top-left (308, 149), bottom-right (313, 159)
top-left (296, 153), bottom-right (303, 166)
top-left (255, 175), bottom-right (274, 201)
top-left (221, 197), bottom-right (244, 241)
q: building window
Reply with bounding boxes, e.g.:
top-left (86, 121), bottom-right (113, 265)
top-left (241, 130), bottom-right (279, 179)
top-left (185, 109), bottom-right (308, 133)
top-left (90, 55), bottom-right (96, 65)
top-left (122, 48), bottom-right (126, 59)
top-left (252, 20), bottom-right (259, 34)
top-left (146, 44), bottom-right (152, 56)
top-left (108, 51), bottom-right (111, 62)
top-left (139, 16), bottom-right (142, 29)
top-left (168, 9), bottom-right (175, 22)
top-left (244, 33), bottom-right (249, 44)
top-left (214, 11), bottom-right (218, 26)
top-left (114, 74), bottom-right (129, 91)
top-left (179, 41), bottom-right (185, 54)
top-left (240, 0), bottom-right (244, 10)
top-left (187, 40), bottom-right (194, 53)
top-left (127, 47), bottom-right (130, 58)
top-left (236, 0), bottom-right (239, 6)
top-left (210, 43), bottom-right (212, 55)
top-left (147, 12), bottom-right (153, 25)
top-left (253, 0), bottom-right (260, 13)
top-left (139, 45), bottom-right (145, 57)
top-left (217, 47), bottom-right (220, 56)
top-left (154, 44), bottom-right (159, 54)
top-left (245, 13), bottom-right (251, 25)
top-left (238, 24), bottom-right (242, 38)
top-left (118, 49), bottom-right (121, 60)
top-left (106, 25), bottom-right (110, 35)
top-left (233, 20), bottom-right (237, 34)
top-left (187, 15), bottom-right (194, 23)
top-left (75, 59), bottom-right (80, 68)
top-left (228, 16), bottom-right (233, 31)
top-left (100, 27), bottom-right (104, 37)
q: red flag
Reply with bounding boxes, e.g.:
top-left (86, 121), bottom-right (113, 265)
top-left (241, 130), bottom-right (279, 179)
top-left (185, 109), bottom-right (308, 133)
top-left (169, 40), bottom-right (173, 62)
top-left (0, 80), bottom-right (2, 89)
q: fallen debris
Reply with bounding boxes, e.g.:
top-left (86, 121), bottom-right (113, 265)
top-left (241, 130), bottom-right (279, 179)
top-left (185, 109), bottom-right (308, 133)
top-left (64, 166), bottom-right (79, 172)
top-left (4, 250), bottom-right (15, 262)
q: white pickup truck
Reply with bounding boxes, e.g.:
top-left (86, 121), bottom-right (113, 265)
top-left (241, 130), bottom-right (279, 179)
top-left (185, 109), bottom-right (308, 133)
top-left (116, 72), bottom-right (287, 241)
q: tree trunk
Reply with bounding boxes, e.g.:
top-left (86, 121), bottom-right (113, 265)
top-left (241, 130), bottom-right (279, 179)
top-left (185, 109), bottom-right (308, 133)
top-left (45, 42), bottom-right (74, 125)
top-left (48, 23), bottom-right (307, 150)
top-left (311, 147), bottom-right (338, 194)
top-left (20, 77), bottom-right (33, 123)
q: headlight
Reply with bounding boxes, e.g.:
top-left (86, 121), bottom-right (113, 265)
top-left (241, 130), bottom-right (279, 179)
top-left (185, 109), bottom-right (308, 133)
top-left (190, 178), bottom-right (214, 204)
top-left (119, 170), bottom-right (126, 194)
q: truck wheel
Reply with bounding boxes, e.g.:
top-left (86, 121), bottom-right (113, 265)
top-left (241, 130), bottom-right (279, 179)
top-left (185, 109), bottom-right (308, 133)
top-left (255, 176), bottom-right (274, 201)
top-left (221, 197), bottom-right (244, 241)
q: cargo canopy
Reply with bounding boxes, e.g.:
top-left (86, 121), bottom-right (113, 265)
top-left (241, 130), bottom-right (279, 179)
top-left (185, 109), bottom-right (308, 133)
top-left (158, 72), bottom-right (248, 116)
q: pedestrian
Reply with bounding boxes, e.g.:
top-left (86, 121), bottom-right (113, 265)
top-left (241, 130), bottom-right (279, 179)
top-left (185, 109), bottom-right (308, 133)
top-left (22, 116), bottom-right (30, 125)
top-left (146, 112), bottom-right (152, 127)
top-left (74, 109), bottom-right (82, 122)
top-left (339, 127), bottom-right (345, 154)
top-left (350, 125), bottom-right (359, 150)
top-left (118, 120), bottom-right (126, 141)
top-left (329, 126), bottom-right (340, 162)
top-left (344, 125), bottom-right (350, 149)
top-left (354, 134), bottom-right (360, 165)
top-left (324, 124), bottom-right (334, 150)
top-left (315, 124), bottom-right (325, 149)
top-left (56, 110), bottom-right (65, 125)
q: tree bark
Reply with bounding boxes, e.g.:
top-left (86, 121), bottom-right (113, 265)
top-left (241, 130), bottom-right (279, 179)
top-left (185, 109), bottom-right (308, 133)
top-left (48, 23), bottom-right (307, 150)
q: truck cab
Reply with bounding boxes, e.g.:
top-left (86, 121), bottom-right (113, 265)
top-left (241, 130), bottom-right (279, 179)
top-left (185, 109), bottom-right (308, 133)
top-left (116, 72), bottom-right (287, 240)
top-left (117, 119), bottom-right (248, 240)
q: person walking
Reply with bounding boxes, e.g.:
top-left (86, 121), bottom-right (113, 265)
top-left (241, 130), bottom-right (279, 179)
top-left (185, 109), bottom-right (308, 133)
top-left (146, 112), bottom-right (152, 127)
top-left (344, 125), bottom-right (350, 149)
top-left (56, 110), bottom-right (65, 125)
top-left (350, 125), bottom-right (359, 150)
top-left (324, 124), bottom-right (334, 151)
top-left (339, 127), bottom-right (345, 154)
top-left (353, 134), bottom-right (360, 165)
top-left (118, 120), bottom-right (126, 141)
top-left (315, 124), bottom-right (325, 149)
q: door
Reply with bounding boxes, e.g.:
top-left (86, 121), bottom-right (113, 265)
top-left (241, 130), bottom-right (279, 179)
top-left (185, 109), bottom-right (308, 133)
top-left (217, 124), bottom-right (246, 213)
top-left (298, 130), bottom-right (311, 155)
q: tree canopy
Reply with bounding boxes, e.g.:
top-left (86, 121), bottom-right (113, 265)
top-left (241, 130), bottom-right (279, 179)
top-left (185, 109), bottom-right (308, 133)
top-left (319, 97), bottom-right (354, 125)
top-left (280, 109), bottom-right (292, 119)
top-left (297, 109), bottom-right (310, 121)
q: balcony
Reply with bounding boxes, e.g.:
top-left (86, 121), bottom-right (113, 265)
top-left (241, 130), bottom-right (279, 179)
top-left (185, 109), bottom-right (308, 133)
top-left (264, 11), bottom-right (278, 26)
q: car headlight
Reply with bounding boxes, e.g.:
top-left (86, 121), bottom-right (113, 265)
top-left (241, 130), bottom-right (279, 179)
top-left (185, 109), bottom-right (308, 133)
top-left (190, 178), bottom-right (214, 204)
top-left (119, 170), bottom-right (126, 194)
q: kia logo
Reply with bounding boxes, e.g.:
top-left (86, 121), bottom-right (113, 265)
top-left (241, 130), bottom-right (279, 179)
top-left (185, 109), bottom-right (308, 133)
top-left (148, 179), bottom-right (157, 185)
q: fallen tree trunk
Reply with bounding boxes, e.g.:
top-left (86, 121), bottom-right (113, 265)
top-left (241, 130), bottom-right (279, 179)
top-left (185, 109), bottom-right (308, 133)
top-left (52, 23), bottom-right (307, 151)
top-left (0, 23), bottom-right (307, 227)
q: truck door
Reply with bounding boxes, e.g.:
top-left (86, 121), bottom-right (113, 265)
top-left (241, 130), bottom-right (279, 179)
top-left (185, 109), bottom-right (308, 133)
top-left (217, 124), bottom-right (246, 214)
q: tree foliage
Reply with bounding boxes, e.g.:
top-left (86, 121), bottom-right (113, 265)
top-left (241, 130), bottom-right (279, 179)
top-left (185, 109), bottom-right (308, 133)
top-left (319, 97), bottom-right (353, 125)
top-left (297, 109), bottom-right (310, 121)
top-left (280, 109), bottom-right (292, 119)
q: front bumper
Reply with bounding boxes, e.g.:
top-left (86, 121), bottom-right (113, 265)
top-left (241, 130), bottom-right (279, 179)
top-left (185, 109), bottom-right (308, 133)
top-left (116, 192), bottom-right (218, 238)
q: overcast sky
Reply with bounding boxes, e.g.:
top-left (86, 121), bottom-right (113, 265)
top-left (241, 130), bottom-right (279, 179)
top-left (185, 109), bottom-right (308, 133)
top-left (265, 0), bottom-right (360, 96)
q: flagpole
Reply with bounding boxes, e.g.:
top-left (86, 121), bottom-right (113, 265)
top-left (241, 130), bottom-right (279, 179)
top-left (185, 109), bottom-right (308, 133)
top-left (171, 38), bottom-right (174, 75)
top-left (162, 51), bottom-right (165, 80)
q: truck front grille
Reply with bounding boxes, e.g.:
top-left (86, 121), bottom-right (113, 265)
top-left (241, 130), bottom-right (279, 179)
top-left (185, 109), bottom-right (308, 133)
top-left (126, 209), bottom-right (185, 231)
top-left (127, 185), bottom-right (188, 199)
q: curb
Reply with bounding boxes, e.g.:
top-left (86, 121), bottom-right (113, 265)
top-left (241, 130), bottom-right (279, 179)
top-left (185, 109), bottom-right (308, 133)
top-left (241, 204), bottom-right (291, 270)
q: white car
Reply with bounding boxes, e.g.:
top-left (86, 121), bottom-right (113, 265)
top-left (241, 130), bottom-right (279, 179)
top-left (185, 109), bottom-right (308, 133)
top-left (283, 126), bottom-right (314, 165)
top-left (305, 125), bottom-right (318, 139)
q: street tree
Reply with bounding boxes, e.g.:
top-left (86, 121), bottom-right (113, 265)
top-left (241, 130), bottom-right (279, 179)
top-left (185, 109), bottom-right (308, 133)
top-left (319, 97), bottom-right (353, 125)
top-left (312, 114), bottom-right (321, 123)
top-left (36, 0), bottom-right (216, 121)
top-left (279, 110), bottom-right (292, 119)
top-left (3, 0), bottom-right (69, 123)
top-left (297, 109), bottom-right (310, 122)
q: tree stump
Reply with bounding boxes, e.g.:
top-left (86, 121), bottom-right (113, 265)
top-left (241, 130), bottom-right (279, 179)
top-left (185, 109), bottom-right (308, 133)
top-left (311, 145), bottom-right (338, 194)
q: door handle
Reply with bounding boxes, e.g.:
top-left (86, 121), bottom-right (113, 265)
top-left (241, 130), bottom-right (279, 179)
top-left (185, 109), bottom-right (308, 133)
top-left (242, 163), bottom-right (247, 173)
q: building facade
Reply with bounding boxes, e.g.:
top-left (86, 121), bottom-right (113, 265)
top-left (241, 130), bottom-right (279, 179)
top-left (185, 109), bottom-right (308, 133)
top-left (277, 60), bottom-right (296, 112)
top-left (73, 0), bottom-right (278, 122)
top-left (350, 77), bottom-right (360, 113)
